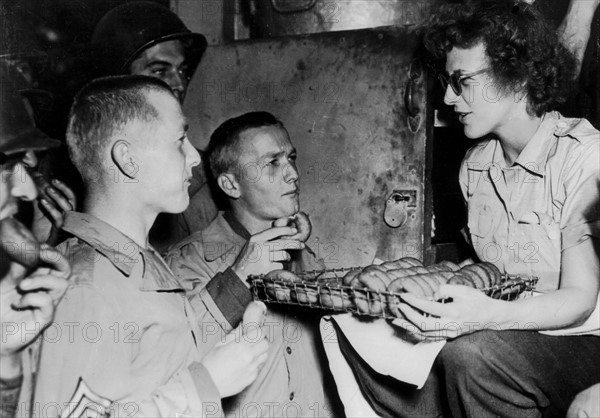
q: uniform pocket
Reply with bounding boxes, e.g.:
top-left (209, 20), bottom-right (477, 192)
top-left (518, 211), bottom-right (561, 242)
top-left (467, 204), bottom-right (494, 238)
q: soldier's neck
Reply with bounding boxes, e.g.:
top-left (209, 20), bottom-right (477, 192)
top-left (83, 194), bottom-right (153, 249)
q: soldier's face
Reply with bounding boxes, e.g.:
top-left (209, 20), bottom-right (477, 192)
top-left (229, 126), bottom-right (300, 223)
top-left (129, 40), bottom-right (189, 103)
top-left (0, 152), bottom-right (38, 221)
top-left (132, 90), bottom-right (200, 214)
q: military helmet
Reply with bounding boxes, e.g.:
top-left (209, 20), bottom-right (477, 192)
top-left (91, 1), bottom-right (207, 78)
top-left (0, 62), bottom-right (60, 157)
top-left (0, 3), bottom-right (46, 62)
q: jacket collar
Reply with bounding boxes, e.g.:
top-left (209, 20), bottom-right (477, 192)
top-left (62, 211), bottom-right (183, 291)
top-left (201, 212), bottom-right (248, 262)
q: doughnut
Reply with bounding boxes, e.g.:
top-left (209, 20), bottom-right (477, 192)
top-left (424, 264), bottom-right (443, 273)
top-left (378, 261), bottom-right (399, 271)
top-left (398, 276), bottom-right (428, 298)
top-left (320, 287), bottom-right (353, 309)
top-left (411, 274), bottom-right (437, 298)
top-left (263, 269), bottom-right (318, 304)
top-left (385, 257), bottom-right (423, 269)
top-left (420, 272), bottom-right (442, 293)
top-left (401, 257), bottom-right (424, 267)
top-left (263, 269), bottom-right (300, 302)
top-left (437, 260), bottom-right (461, 272)
top-left (460, 265), bottom-right (488, 289)
top-left (273, 212), bottom-right (312, 242)
top-left (361, 265), bottom-right (393, 287)
top-left (379, 259), bottom-right (405, 270)
top-left (387, 266), bottom-right (428, 279)
top-left (342, 269), bottom-right (361, 286)
top-left (291, 284), bottom-right (319, 304)
top-left (386, 269), bottom-right (410, 280)
top-left (352, 267), bottom-right (388, 314)
top-left (447, 273), bottom-right (474, 287)
top-left (479, 262), bottom-right (502, 286)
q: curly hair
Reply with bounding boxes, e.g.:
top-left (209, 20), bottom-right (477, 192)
top-left (422, 0), bottom-right (577, 116)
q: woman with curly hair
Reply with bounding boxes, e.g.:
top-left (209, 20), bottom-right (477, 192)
top-left (391, 1), bottom-right (600, 417)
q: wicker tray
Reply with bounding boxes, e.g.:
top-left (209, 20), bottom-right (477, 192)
top-left (249, 267), bottom-right (539, 319)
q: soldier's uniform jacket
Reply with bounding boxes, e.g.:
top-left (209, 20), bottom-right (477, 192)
top-left (33, 212), bottom-right (221, 417)
top-left (167, 212), bottom-right (335, 418)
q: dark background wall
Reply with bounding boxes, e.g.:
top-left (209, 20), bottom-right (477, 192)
top-left (1, 0), bottom-right (597, 264)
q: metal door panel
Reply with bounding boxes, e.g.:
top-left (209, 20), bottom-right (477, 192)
top-left (184, 26), bottom-right (432, 268)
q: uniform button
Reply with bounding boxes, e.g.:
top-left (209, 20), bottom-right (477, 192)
top-left (547, 228), bottom-right (560, 240)
top-left (286, 346), bottom-right (292, 354)
top-left (289, 392), bottom-right (295, 401)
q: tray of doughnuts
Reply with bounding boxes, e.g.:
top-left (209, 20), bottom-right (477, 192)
top-left (248, 257), bottom-right (538, 319)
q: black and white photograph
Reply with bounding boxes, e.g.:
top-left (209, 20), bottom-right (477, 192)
top-left (1, 0), bottom-right (599, 416)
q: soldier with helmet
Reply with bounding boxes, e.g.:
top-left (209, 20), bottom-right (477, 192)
top-left (0, 2), bottom-right (78, 247)
top-left (91, 1), bottom-right (218, 250)
top-left (0, 61), bottom-right (71, 418)
top-left (90, 1), bottom-right (207, 104)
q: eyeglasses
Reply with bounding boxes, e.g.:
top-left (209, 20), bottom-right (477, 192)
top-left (438, 68), bottom-right (490, 96)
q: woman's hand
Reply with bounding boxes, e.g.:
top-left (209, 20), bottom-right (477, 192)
top-left (392, 284), bottom-right (503, 341)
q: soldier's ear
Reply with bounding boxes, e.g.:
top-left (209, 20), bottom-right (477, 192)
top-left (217, 172), bottom-right (240, 199)
top-left (111, 140), bottom-right (137, 179)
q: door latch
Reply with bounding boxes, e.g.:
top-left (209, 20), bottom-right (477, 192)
top-left (383, 190), bottom-right (417, 228)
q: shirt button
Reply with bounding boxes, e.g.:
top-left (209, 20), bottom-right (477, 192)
top-left (548, 228), bottom-right (560, 240)
top-left (286, 346), bottom-right (292, 355)
top-left (289, 392), bottom-right (295, 401)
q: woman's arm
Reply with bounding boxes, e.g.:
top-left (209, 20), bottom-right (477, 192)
top-left (496, 236), bottom-right (599, 330)
top-left (394, 237), bottom-right (599, 340)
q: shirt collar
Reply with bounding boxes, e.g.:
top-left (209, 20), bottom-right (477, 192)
top-left (223, 211), bottom-right (251, 240)
top-left (62, 211), bottom-right (183, 291)
top-left (467, 113), bottom-right (562, 177)
top-left (202, 211), bottom-right (321, 270)
top-left (202, 212), bottom-right (248, 262)
top-left (464, 139), bottom-right (499, 173)
top-left (553, 114), bottom-right (590, 139)
top-left (512, 112), bottom-right (560, 176)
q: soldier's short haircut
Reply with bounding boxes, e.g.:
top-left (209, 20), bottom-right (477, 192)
top-left (206, 111), bottom-right (285, 181)
top-left (66, 75), bottom-right (174, 185)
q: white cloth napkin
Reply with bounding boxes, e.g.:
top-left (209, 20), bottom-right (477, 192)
top-left (320, 318), bottom-right (379, 417)
top-left (322, 314), bottom-right (446, 387)
top-left (320, 314), bottom-right (446, 416)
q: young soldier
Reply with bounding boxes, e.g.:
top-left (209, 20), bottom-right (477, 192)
top-left (91, 1), bottom-right (217, 249)
top-left (167, 112), bottom-right (336, 417)
top-left (33, 76), bottom-right (269, 417)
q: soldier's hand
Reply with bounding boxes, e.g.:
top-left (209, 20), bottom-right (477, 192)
top-left (202, 301), bottom-right (269, 398)
top-left (32, 178), bottom-right (77, 245)
top-left (1, 246), bottom-right (70, 351)
top-left (1, 246), bottom-right (70, 378)
top-left (231, 226), bottom-right (304, 282)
